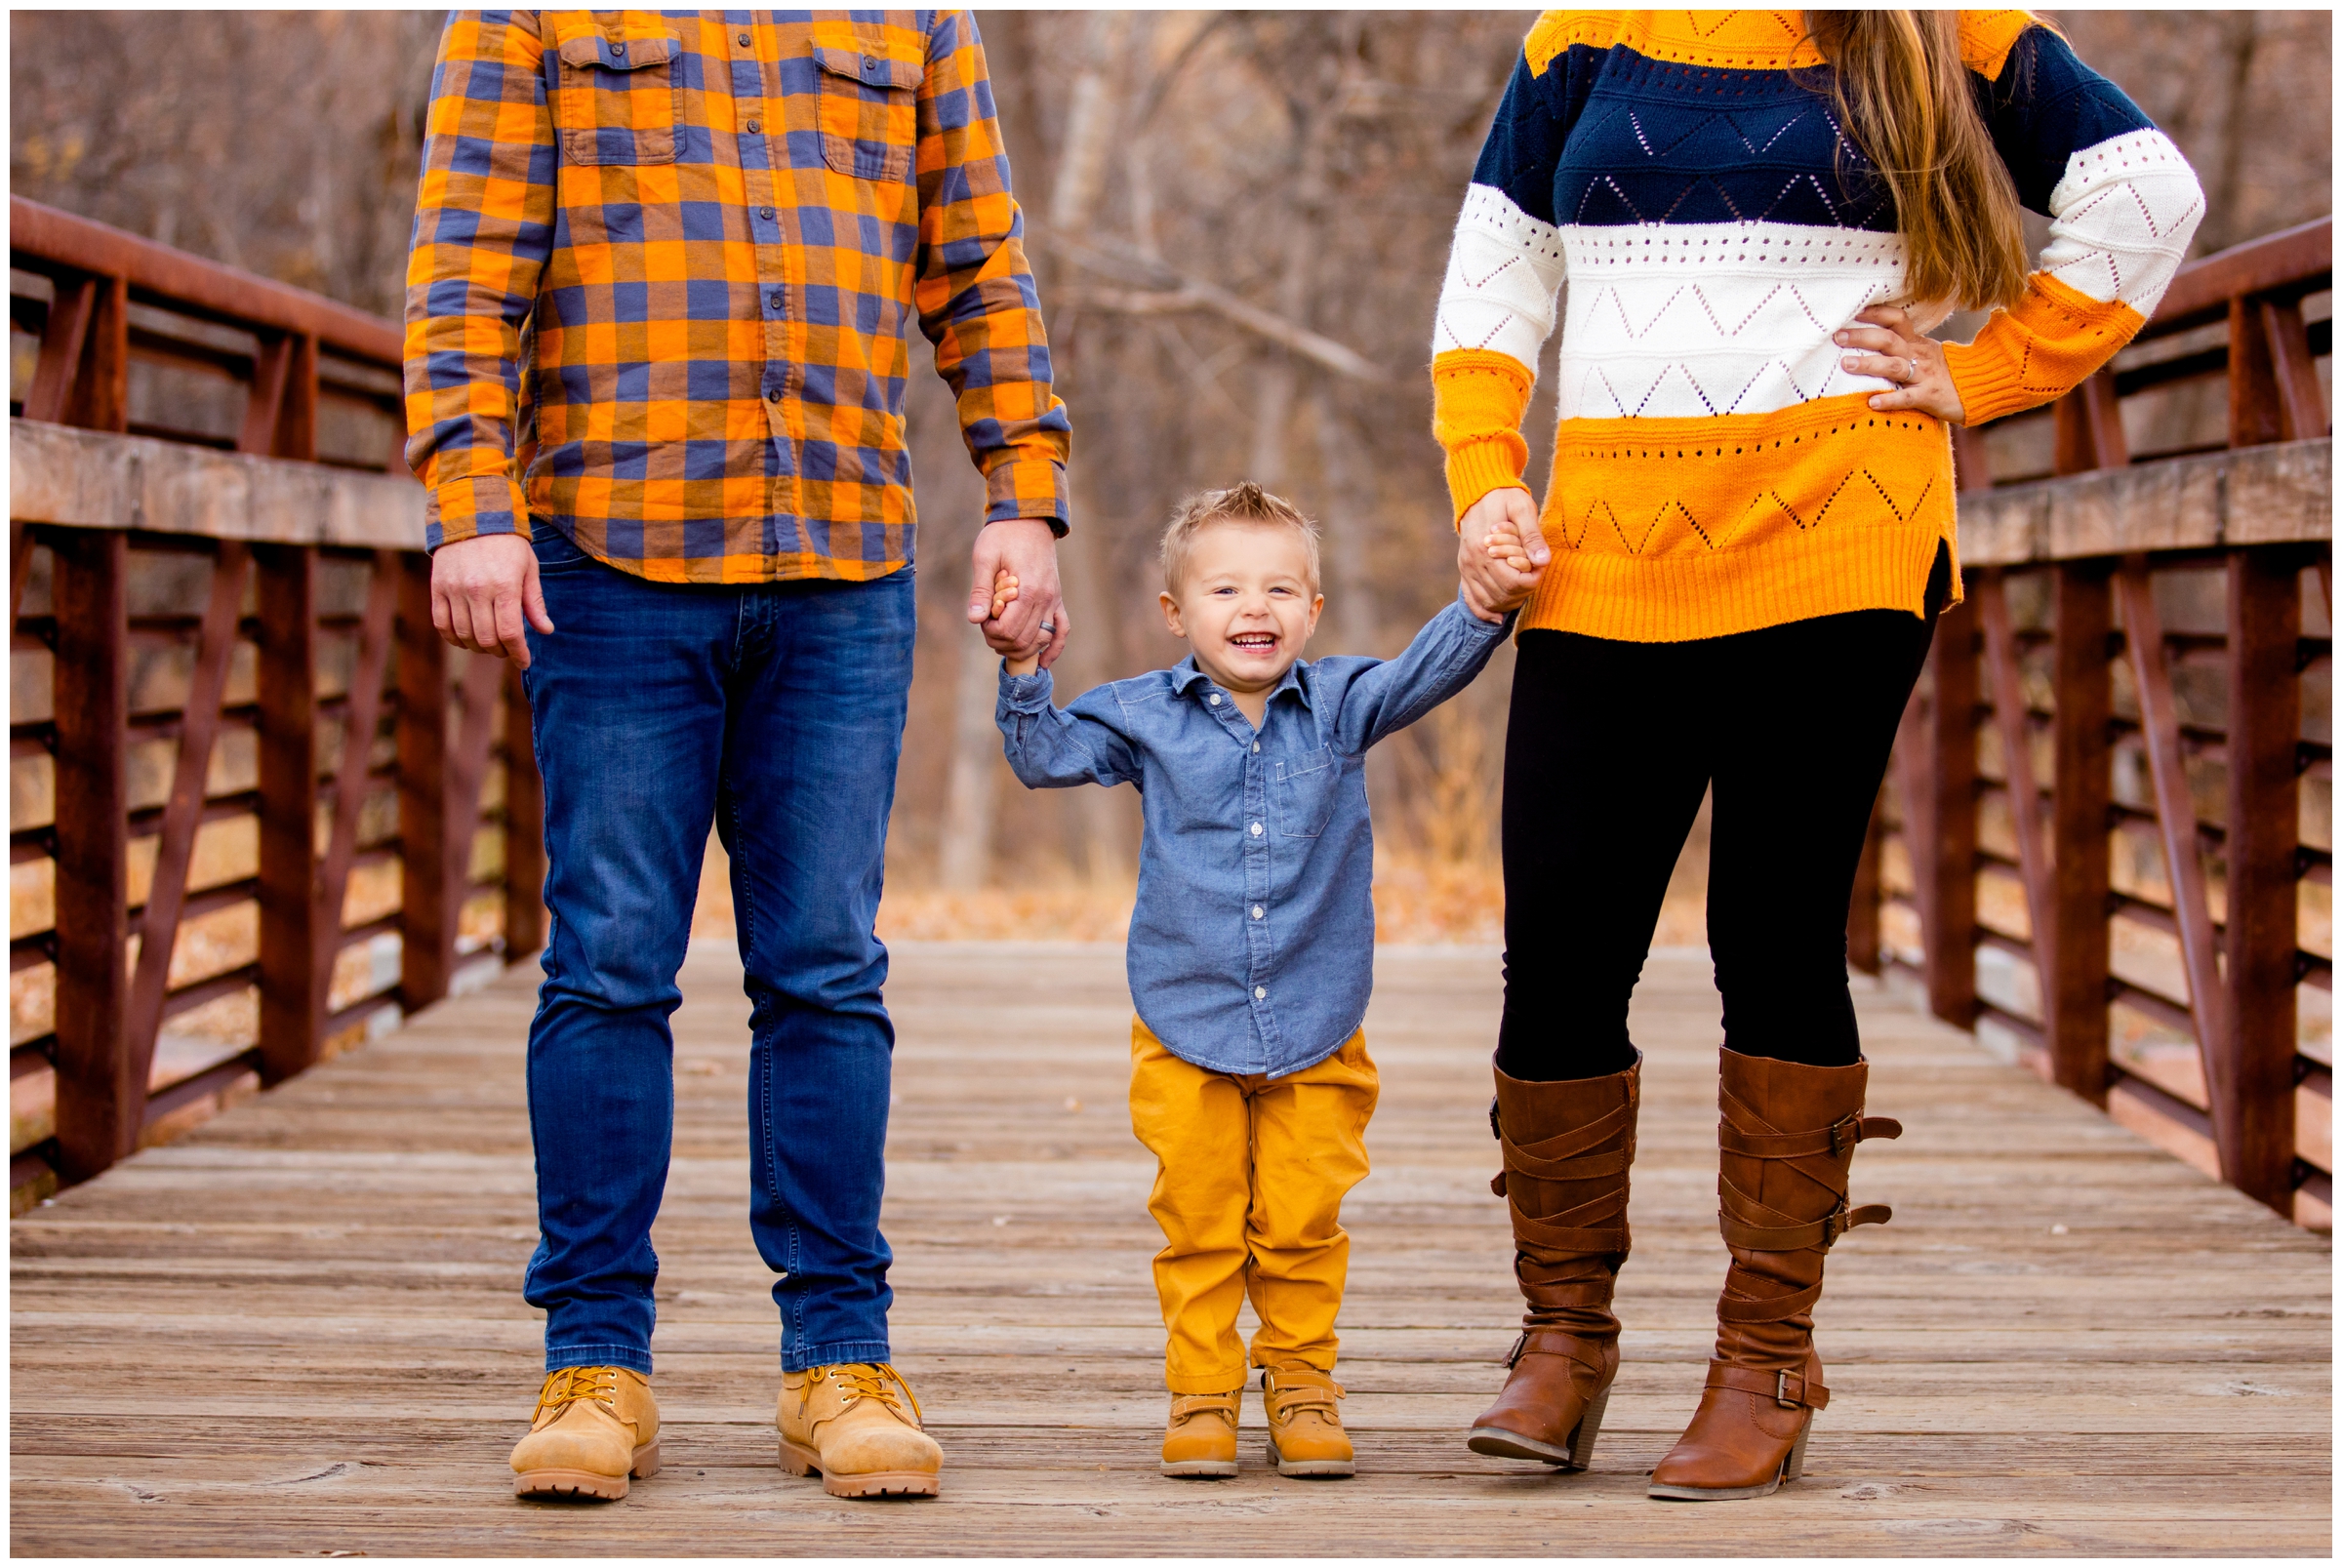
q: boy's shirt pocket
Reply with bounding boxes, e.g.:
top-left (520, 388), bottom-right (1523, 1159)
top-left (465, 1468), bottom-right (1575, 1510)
top-left (1272, 745), bottom-right (1341, 838)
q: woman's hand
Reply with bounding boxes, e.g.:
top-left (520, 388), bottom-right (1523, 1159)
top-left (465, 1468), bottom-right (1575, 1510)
top-left (1457, 487), bottom-right (1547, 623)
top-left (1837, 303), bottom-right (1967, 424)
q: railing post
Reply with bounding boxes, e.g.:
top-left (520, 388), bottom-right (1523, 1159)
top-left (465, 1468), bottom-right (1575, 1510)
top-left (2223, 549), bottom-right (2303, 1212)
top-left (256, 544), bottom-right (323, 1084)
top-left (398, 554), bottom-right (455, 1011)
top-left (1919, 602), bottom-right (1980, 1027)
top-left (49, 528), bottom-right (132, 1180)
top-left (503, 660), bottom-right (547, 962)
top-left (2048, 562), bottom-right (2115, 1105)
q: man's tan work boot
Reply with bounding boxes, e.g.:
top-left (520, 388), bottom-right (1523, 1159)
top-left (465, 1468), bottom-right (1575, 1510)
top-left (1159, 1390), bottom-right (1241, 1477)
top-left (1262, 1364), bottom-right (1354, 1478)
top-left (777, 1363), bottom-right (942, 1499)
top-left (510, 1366), bottom-right (661, 1501)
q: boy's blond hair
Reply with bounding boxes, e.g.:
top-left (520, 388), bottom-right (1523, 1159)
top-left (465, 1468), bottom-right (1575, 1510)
top-left (1158, 482), bottom-right (1322, 596)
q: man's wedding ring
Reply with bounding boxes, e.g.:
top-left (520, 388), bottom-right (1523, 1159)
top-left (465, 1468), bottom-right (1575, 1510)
top-left (1038, 620), bottom-right (1056, 634)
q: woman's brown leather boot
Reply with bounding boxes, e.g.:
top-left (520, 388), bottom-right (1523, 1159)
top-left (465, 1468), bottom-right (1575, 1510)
top-left (1466, 1052), bottom-right (1639, 1469)
top-left (1648, 1047), bottom-right (1901, 1501)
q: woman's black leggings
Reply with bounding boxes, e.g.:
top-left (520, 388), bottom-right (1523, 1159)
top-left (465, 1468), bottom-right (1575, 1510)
top-left (1495, 548), bottom-right (1948, 1080)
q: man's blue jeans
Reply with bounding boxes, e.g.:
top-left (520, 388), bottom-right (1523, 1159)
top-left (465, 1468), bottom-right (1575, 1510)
top-left (517, 528), bottom-right (914, 1375)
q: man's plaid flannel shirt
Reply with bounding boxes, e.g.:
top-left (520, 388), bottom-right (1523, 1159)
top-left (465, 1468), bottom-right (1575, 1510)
top-left (403, 10), bottom-right (1070, 583)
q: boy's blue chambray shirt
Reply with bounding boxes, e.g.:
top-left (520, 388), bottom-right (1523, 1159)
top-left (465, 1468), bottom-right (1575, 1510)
top-left (997, 592), bottom-right (1513, 1078)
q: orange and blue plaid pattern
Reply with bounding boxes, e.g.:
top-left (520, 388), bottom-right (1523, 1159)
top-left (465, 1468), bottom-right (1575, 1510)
top-left (403, 10), bottom-right (1070, 584)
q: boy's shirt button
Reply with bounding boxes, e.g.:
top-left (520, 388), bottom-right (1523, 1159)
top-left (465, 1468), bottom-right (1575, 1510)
top-left (1252, 742), bottom-right (1260, 752)
top-left (1250, 822), bottom-right (1263, 836)
top-left (1252, 905), bottom-right (1264, 919)
top-left (1209, 694), bottom-right (1221, 705)
top-left (1254, 986), bottom-right (1267, 1000)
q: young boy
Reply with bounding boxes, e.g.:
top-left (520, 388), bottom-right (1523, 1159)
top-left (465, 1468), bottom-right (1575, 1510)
top-left (989, 483), bottom-right (1534, 1478)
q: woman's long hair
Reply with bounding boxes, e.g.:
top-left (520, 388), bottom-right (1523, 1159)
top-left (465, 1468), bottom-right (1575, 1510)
top-left (1804, 11), bottom-right (2031, 311)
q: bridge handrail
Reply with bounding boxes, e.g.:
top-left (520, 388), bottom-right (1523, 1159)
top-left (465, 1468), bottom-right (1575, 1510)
top-left (1878, 218), bottom-right (2333, 1232)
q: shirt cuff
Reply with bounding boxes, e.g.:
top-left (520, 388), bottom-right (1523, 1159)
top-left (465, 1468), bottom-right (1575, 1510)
top-left (1449, 586), bottom-right (1520, 639)
top-left (424, 473), bottom-right (531, 552)
top-left (996, 665), bottom-right (1056, 712)
top-left (984, 459), bottom-right (1070, 537)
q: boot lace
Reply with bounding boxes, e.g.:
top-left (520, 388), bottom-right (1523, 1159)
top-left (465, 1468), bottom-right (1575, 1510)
top-left (535, 1365), bottom-right (620, 1421)
top-left (824, 1362), bottom-right (924, 1428)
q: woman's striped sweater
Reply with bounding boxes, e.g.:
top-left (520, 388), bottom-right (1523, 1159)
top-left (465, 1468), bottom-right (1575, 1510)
top-left (1431, 11), bottom-right (2205, 642)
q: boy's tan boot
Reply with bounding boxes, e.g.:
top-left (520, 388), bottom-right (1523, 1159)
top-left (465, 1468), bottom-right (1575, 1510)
top-left (1262, 1363), bottom-right (1354, 1478)
top-left (777, 1363), bottom-right (942, 1499)
top-left (510, 1366), bottom-right (661, 1501)
top-left (1159, 1390), bottom-right (1241, 1477)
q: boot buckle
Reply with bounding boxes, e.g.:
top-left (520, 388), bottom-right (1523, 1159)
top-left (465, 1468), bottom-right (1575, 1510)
top-left (1774, 1370), bottom-right (1799, 1409)
top-left (1504, 1331), bottom-right (1528, 1370)
top-left (1830, 1113), bottom-right (1859, 1159)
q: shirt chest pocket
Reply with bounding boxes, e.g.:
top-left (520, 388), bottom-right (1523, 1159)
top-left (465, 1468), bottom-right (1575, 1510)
top-left (1272, 746), bottom-right (1339, 839)
top-left (813, 45), bottom-right (920, 181)
top-left (550, 20), bottom-right (682, 167)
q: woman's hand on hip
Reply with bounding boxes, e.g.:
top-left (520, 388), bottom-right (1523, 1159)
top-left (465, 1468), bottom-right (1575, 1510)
top-left (1837, 304), bottom-right (1967, 424)
top-left (1457, 486), bottom-right (1547, 623)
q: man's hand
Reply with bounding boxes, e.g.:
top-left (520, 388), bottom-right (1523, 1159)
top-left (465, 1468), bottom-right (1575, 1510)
top-left (1838, 303), bottom-right (1967, 423)
top-left (967, 517), bottom-right (1068, 670)
top-left (1457, 486), bottom-right (1547, 623)
top-left (431, 533), bottom-right (553, 669)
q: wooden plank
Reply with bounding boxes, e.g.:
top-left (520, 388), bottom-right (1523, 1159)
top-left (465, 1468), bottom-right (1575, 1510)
top-left (2053, 370), bottom-right (2128, 475)
top-left (124, 542), bottom-right (251, 1112)
top-left (396, 554), bottom-right (454, 1010)
top-left (2047, 563), bottom-right (2115, 1105)
top-left (1957, 439), bottom-right (2330, 566)
top-left (48, 528), bottom-right (132, 1181)
top-left (254, 545), bottom-right (322, 1086)
top-left (68, 274), bottom-right (130, 434)
top-left (21, 274), bottom-right (97, 425)
top-left (502, 659), bottom-right (546, 961)
top-left (234, 335), bottom-right (292, 457)
top-left (2259, 300), bottom-right (2326, 444)
top-left (10, 945), bottom-right (2331, 1555)
top-left (2116, 560), bottom-right (2239, 1186)
top-left (2222, 551), bottom-right (2303, 1213)
top-left (1922, 600), bottom-right (1979, 1027)
top-left (8, 421), bottom-right (424, 549)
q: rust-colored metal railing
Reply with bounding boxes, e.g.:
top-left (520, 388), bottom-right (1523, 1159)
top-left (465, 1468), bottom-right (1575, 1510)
top-left (1853, 218), bottom-right (2334, 1228)
top-left (9, 198), bottom-right (544, 1202)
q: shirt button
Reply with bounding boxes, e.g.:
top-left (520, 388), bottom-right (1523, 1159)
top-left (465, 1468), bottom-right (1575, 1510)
top-left (1254, 986), bottom-right (1267, 1001)
top-left (1250, 822), bottom-right (1263, 837)
top-left (611, 41), bottom-right (626, 56)
top-left (765, 389), bottom-right (781, 403)
top-left (1252, 742), bottom-right (1260, 753)
top-left (746, 119), bottom-right (761, 134)
top-left (760, 206), bottom-right (776, 220)
top-left (737, 31), bottom-right (751, 46)
top-left (1208, 694), bottom-right (1220, 705)
top-left (768, 291), bottom-right (784, 308)
top-left (1251, 905), bottom-right (1264, 919)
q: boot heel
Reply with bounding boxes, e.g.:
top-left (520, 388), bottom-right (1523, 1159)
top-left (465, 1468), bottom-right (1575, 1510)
top-left (777, 1437), bottom-right (820, 1478)
top-left (630, 1439), bottom-right (662, 1479)
top-left (1782, 1417), bottom-right (1811, 1482)
top-left (1563, 1383), bottom-right (1611, 1470)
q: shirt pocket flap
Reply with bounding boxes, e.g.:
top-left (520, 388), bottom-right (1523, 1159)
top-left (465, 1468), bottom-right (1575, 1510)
top-left (813, 44), bottom-right (923, 92)
top-left (556, 30), bottom-right (677, 70)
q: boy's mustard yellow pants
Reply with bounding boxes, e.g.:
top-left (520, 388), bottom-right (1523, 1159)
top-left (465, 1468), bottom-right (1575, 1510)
top-left (1127, 1017), bottom-right (1380, 1394)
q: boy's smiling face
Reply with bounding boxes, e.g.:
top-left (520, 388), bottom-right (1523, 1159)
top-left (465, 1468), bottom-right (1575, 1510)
top-left (1159, 518), bottom-right (1324, 706)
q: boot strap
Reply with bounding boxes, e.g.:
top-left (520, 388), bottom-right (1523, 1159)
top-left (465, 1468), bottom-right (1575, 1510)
top-left (1492, 1143), bottom-right (1632, 1194)
top-left (1719, 1113), bottom-right (1901, 1160)
top-left (1514, 1187), bottom-right (1630, 1255)
top-left (1504, 1099), bottom-right (1636, 1166)
top-left (1706, 1361), bottom-right (1830, 1411)
top-left (1508, 1327), bottom-right (1609, 1374)
top-left (1719, 1199), bottom-right (1891, 1252)
top-left (1716, 1277), bottom-right (1824, 1324)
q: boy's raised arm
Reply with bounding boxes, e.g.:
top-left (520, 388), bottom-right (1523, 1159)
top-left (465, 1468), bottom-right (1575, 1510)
top-left (1326, 593), bottom-right (1515, 755)
top-left (996, 667), bottom-right (1143, 789)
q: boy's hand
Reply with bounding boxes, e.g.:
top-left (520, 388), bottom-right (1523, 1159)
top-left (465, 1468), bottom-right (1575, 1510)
top-left (967, 518), bottom-right (1069, 669)
top-left (989, 569), bottom-right (1041, 675)
top-left (1457, 487), bottom-right (1546, 623)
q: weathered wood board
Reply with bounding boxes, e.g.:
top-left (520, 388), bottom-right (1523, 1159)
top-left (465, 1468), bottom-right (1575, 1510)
top-left (11, 943), bottom-right (2331, 1556)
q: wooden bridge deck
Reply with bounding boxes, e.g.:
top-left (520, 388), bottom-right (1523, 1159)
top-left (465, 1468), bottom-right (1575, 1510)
top-left (11, 942), bottom-right (2331, 1556)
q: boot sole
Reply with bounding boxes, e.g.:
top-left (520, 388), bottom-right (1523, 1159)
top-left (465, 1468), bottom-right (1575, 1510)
top-left (513, 1440), bottom-right (660, 1502)
top-left (1647, 1421), bottom-right (1808, 1502)
top-left (1467, 1383), bottom-right (1611, 1471)
top-left (1268, 1439), bottom-right (1353, 1479)
top-left (778, 1437), bottom-right (940, 1499)
top-left (1159, 1458), bottom-right (1238, 1478)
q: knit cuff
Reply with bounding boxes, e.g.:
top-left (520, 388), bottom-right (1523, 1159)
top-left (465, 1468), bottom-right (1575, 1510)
top-left (1444, 436), bottom-right (1531, 526)
top-left (1941, 337), bottom-right (2034, 428)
